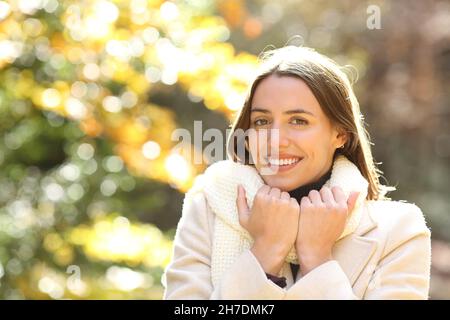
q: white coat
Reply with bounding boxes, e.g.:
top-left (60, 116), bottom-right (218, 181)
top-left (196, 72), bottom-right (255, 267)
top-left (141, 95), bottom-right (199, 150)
top-left (162, 156), bottom-right (431, 299)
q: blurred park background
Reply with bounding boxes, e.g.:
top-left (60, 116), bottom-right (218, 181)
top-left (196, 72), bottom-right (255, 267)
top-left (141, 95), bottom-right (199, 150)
top-left (0, 0), bottom-right (449, 299)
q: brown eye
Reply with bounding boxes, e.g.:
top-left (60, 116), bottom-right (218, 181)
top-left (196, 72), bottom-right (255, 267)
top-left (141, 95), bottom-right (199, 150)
top-left (291, 118), bottom-right (308, 125)
top-left (253, 119), bottom-right (269, 126)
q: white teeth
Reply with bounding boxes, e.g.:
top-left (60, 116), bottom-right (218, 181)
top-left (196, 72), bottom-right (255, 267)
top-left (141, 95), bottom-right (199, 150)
top-left (268, 157), bottom-right (301, 166)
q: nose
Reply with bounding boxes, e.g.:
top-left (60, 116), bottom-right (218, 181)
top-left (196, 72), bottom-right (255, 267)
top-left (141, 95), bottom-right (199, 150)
top-left (268, 123), bottom-right (290, 150)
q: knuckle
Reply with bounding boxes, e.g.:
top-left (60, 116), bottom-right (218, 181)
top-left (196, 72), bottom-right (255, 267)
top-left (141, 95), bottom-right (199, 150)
top-left (300, 197), bottom-right (310, 207)
top-left (320, 186), bottom-right (329, 193)
top-left (290, 198), bottom-right (299, 206)
top-left (257, 186), bottom-right (267, 193)
top-left (317, 202), bottom-right (326, 210)
top-left (270, 195), bottom-right (280, 203)
top-left (309, 189), bottom-right (319, 197)
top-left (260, 195), bottom-right (270, 203)
top-left (269, 188), bottom-right (281, 196)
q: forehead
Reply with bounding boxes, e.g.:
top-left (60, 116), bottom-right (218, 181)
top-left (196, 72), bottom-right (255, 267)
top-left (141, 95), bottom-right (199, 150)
top-left (251, 74), bottom-right (322, 115)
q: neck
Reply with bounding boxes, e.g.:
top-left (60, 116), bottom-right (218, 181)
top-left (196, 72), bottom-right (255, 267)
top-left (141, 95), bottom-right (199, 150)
top-left (288, 166), bottom-right (333, 202)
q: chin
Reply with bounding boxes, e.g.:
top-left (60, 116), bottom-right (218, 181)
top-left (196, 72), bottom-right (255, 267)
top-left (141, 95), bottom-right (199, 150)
top-left (261, 176), bottom-right (299, 192)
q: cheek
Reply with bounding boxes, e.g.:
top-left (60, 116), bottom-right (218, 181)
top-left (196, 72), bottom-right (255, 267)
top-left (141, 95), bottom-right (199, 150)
top-left (290, 130), bottom-right (314, 150)
top-left (296, 128), bottom-right (331, 154)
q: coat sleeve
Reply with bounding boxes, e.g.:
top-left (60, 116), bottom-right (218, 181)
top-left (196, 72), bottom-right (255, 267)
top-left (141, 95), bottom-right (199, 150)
top-left (162, 191), bottom-right (286, 300)
top-left (284, 204), bottom-right (431, 300)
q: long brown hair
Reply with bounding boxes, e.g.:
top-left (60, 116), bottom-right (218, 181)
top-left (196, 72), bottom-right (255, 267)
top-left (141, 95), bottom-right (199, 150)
top-left (226, 46), bottom-right (394, 200)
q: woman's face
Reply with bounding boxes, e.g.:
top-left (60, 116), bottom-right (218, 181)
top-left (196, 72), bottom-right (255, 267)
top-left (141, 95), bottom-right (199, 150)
top-left (248, 74), bottom-right (347, 191)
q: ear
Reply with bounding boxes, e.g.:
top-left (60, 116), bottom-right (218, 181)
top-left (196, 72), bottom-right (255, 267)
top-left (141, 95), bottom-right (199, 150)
top-left (333, 127), bottom-right (349, 149)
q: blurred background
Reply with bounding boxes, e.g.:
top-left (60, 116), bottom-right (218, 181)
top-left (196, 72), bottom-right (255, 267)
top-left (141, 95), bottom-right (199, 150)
top-left (0, 0), bottom-right (449, 299)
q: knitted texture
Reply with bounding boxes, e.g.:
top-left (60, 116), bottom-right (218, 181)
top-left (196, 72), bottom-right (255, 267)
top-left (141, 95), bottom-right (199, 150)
top-left (184, 155), bottom-right (369, 288)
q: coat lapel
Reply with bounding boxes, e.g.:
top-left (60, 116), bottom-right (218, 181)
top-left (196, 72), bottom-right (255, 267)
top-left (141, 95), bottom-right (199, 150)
top-left (331, 204), bottom-right (378, 286)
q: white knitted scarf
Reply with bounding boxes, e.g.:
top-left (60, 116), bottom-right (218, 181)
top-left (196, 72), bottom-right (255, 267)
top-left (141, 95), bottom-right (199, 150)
top-left (185, 155), bottom-right (369, 288)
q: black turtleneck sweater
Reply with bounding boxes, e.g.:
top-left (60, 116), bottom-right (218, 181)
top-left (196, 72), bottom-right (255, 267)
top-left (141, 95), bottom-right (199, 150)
top-left (264, 166), bottom-right (333, 288)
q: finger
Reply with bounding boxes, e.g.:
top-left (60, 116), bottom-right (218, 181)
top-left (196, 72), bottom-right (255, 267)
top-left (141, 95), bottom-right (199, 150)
top-left (257, 184), bottom-right (271, 196)
top-left (290, 197), bottom-right (300, 210)
top-left (269, 187), bottom-right (281, 199)
top-left (280, 191), bottom-right (290, 201)
top-left (331, 186), bottom-right (346, 204)
top-left (347, 191), bottom-right (360, 213)
top-left (236, 185), bottom-right (250, 225)
top-left (308, 189), bottom-right (322, 206)
top-left (300, 195), bottom-right (312, 209)
top-left (320, 186), bottom-right (336, 206)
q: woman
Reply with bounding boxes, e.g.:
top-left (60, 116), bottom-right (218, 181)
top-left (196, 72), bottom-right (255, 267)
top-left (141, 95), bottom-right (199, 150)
top-left (162, 46), bottom-right (431, 299)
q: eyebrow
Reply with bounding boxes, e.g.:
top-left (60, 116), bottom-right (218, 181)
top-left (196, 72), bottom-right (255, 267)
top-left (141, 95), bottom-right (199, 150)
top-left (250, 107), bottom-right (315, 117)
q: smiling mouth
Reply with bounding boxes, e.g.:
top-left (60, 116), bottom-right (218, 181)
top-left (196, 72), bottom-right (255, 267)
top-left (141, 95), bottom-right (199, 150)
top-left (258, 156), bottom-right (304, 175)
top-left (266, 156), bottom-right (303, 166)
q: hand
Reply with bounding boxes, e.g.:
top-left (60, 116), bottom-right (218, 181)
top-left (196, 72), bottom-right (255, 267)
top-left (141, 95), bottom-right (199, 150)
top-left (237, 184), bottom-right (300, 274)
top-left (295, 186), bottom-right (359, 276)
